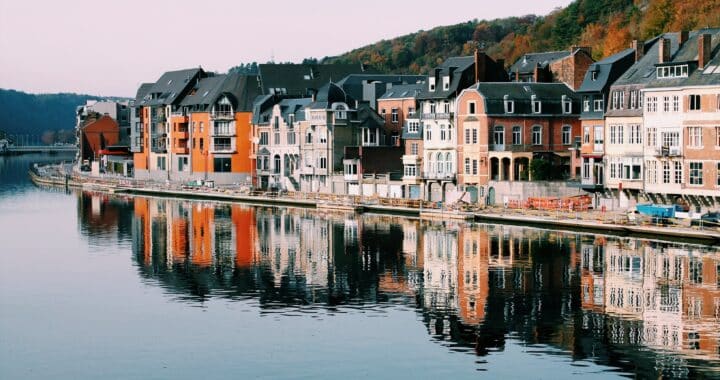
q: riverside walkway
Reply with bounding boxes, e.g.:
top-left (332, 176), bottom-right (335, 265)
top-left (29, 163), bottom-right (720, 245)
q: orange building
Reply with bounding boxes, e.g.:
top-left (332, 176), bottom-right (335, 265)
top-left (79, 114), bottom-right (120, 162)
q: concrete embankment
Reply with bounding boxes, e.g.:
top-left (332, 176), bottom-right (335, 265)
top-left (30, 168), bottom-right (720, 246)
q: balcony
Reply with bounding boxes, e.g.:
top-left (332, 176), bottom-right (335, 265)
top-left (654, 146), bottom-right (681, 157)
top-left (172, 144), bottom-right (189, 155)
top-left (151, 114), bottom-right (166, 123)
top-left (421, 112), bottom-right (453, 120)
top-left (212, 126), bottom-right (236, 137)
top-left (423, 172), bottom-right (455, 180)
top-left (211, 143), bottom-right (235, 154)
top-left (490, 144), bottom-right (535, 152)
top-left (151, 139), bottom-right (167, 154)
top-left (211, 111), bottom-right (234, 120)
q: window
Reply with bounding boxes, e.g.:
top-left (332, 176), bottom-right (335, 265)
top-left (513, 126), bottom-right (522, 145)
top-left (442, 76), bottom-right (450, 90)
top-left (647, 127), bottom-right (657, 147)
top-left (532, 95), bottom-right (541, 113)
top-left (443, 101), bottom-right (450, 113)
top-left (629, 125), bottom-right (641, 144)
top-left (689, 162), bottom-right (703, 185)
top-left (411, 143), bottom-right (418, 155)
top-left (504, 96), bottom-right (514, 113)
top-left (426, 126), bottom-right (432, 141)
top-left (274, 132), bottom-right (280, 145)
top-left (199, 122), bottom-right (204, 133)
top-left (214, 137), bottom-right (232, 151)
top-left (436, 152), bottom-right (443, 173)
top-left (391, 108), bottom-right (398, 123)
top-left (688, 127), bottom-right (703, 147)
top-left (464, 158), bottom-right (470, 174)
top-left (646, 160), bottom-right (657, 184)
top-left (494, 126), bottom-right (504, 146)
top-left (612, 91), bottom-right (624, 110)
top-left (259, 131), bottom-right (269, 145)
top-left (178, 156), bottom-right (188, 172)
top-left (674, 161), bottom-right (682, 184)
top-left (305, 132), bottom-right (313, 144)
top-left (429, 102), bottom-right (437, 114)
top-left (630, 91), bottom-right (638, 109)
top-left (661, 131), bottom-right (679, 147)
top-left (440, 124), bottom-right (447, 141)
top-left (404, 165), bottom-right (416, 177)
top-left (594, 98), bottom-right (604, 112)
top-left (532, 125), bottom-right (542, 145)
top-left (663, 96), bottom-right (670, 112)
top-left (562, 96), bottom-right (572, 114)
top-left (287, 132), bottom-right (296, 145)
top-left (717, 162), bottom-right (720, 186)
top-left (610, 125), bottom-right (618, 144)
top-left (472, 129), bottom-right (477, 144)
top-left (663, 161), bottom-right (670, 183)
top-left (445, 152), bottom-right (452, 173)
top-left (672, 95), bottom-right (679, 112)
top-left (717, 127), bottom-right (720, 147)
top-left (594, 126), bottom-right (604, 146)
top-left (646, 96), bottom-right (657, 112)
top-left (583, 96), bottom-right (590, 112)
top-left (583, 126), bottom-right (590, 144)
top-left (429, 77), bottom-right (435, 91)
top-left (408, 121), bottom-right (419, 133)
top-left (689, 94), bottom-right (701, 110)
top-left (656, 64), bottom-right (689, 78)
top-left (199, 138), bottom-right (204, 151)
top-left (319, 157), bottom-right (327, 169)
top-left (468, 102), bottom-right (476, 115)
top-left (408, 107), bottom-right (415, 116)
top-left (617, 125), bottom-right (624, 144)
top-left (472, 160), bottom-right (478, 175)
top-left (156, 156), bottom-right (166, 170)
top-left (464, 128), bottom-right (470, 144)
top-left (583, 160), bottom-right (590, 179)
top-left (319, 131), bottom-right (327, 144)
top-left (213, 157), bottom-right (231, 172)
top-left (562, 125), bottom-right (571, 145)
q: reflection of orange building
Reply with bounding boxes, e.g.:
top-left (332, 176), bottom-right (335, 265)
top-left (232, 205), bottom-right (255, 268)
top-left (457, 226), bottom-right (489, 325)
top-left (190, 204), bottom-right (213, 267)
top-left (133, 198), bottom-right (152, 265)
top-left (681, 253), bottom-right (720, 358)
top-left (580, 238), bottom-right (605, 312)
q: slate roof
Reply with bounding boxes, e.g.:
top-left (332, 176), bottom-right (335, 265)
top-left (179, 75), bottom-right (226, 107)
top-left (133, 83), bottom-right (154, 106)
top-left (177, 73), bottom-right (261, 112)
top-left (611, 34), bottom-right (674, 87)
top-left (578, 48), bottom-right (636, 93)
top-left (257, 63), bottom-right (370, 97)
top-left (509, 51), bottom-right (571, 74)
top-left (336, 74), bottom-right (425, 101)
top-left (644, 28), bottom-right (720, 89)
top-left (142, 68), bottom-right (204, 106)
top-left (417, 54), bottom-right (508, 100)
top-left (278, 98), bottom-right (312, 122)
top-left (307, 82), bottom-right (354, 109)
top-left (471, 82), bottom-right (580, 116)
top-left (379, 83), bottom-right (425, 99)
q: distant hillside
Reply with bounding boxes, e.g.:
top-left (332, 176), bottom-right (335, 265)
top-left (0, 89), bottom-right (116, 139)
top-left (324, 0), bottom-right (720, 73)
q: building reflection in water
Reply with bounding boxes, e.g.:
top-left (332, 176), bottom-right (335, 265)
top-left (78, 191), bottom-right (720, 377)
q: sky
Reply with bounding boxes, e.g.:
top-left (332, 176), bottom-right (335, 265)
top-left (0, 0), bottom-right (572, 97)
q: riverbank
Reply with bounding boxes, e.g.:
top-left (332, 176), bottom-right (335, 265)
top-left (29, 164), bottom-right (720, 245)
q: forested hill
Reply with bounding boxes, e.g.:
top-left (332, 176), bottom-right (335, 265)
top-left (324, 0), bottom-right (720, 74)
top-left (0, 89), bottom-right (107, 138)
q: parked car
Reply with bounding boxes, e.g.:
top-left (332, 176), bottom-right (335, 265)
top-left (691, 212), bottom-right (720, 228)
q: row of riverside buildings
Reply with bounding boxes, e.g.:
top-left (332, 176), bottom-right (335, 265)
top-left (105, 29), bottom-right (720, 209)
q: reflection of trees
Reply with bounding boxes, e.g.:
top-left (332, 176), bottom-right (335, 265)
top-left (77, 191), bottom-right (133, 243)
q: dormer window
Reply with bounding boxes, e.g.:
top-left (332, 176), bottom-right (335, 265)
top-left (591, 71), bottom-right (598, 81)
top-left (531, 95), bottom-right (541, 114)
top-left (429, 77), bottom-right (436, 92)
top-left (583, 96), bottom-right (590, 112)
top-left (334, 104), bottom-right (347, 120)
top-left (562, 95), bottom-right (572, 114)
top-left (503, 95), bottom-right (514, 114)
top-left (656, 64), bottom-right (688, 79)
top-left (442, 76), bottom-right (450, 91)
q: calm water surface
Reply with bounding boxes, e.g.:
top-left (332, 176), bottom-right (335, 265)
top-left (1, 154), bottom-right (719, 379)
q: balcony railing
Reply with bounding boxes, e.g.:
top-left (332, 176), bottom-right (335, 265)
top-left (654, 146), bottom-right (682, 157)
top-left (212, 127), bottom-right (235, 136)
top-left (421, 112), bottom-right (453, 120)
top-left (211, 111), bottom-right (234, 120)
top-left (212, 143), bottom-right (234, 153)
top-left (422, 172), bottom-right (455, 180)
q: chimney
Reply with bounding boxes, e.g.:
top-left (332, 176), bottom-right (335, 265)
top-left (571, 45), bottom-right (592, 57)
top-left (659, 38), bottom-right (671, 63)
top-left (699, 33), bottom-right (711, 69)
top-left (679, 30), bottom-right (689, 46)
top-left (533, 63), bottom-right (540, 83)
top-left (631, 40), bottom-right (645, 62)
top-left (474, 49), bottom-right (484, 83)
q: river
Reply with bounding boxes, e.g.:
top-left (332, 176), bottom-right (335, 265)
top-left (1, 154), bottom-right (719, 379)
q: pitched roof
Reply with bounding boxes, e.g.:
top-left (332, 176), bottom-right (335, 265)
top-left (471, 82), bottom-right (579, 116)
top-left (379, 83), bottom-right (425, 99)
top-left (133, 83), bottom-right (154, 105)
top-left (645, 28), bottom-right (720, 89)
top-left (143, 68), bottom-right (204, 106)
top-left (278, 98), bottom-right (312, 122)
top-left (509, 51), bottom-right (571, 74)
top-left (179, 75), bottom-right (226, 107)
top-left (257, 63), bottom-right (370, 96)
top-left (307, 82), bottom-right (354, 109)
top-left (417, 53), bottom-right (508, 100)
top-left (578, 48), bottom-right (636, 93)
top-left (611, 34), bottom-right (674, 87)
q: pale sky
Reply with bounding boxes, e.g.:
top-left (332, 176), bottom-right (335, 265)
top-left (0, 0), bottom-right (571, 97)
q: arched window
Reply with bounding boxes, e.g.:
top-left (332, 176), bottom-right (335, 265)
top-left (532, 125), bottom-right (542, 145)
top-left (445, 152), bottom-right (452, 173)
top-left (440, 124), bottom-right (448, 141)
top-left (437, 152), bottom-right (444, 173)
top-left (274, 155), bottom-right (281, 174)
top-left (427, 153), bottom-right (434, 174)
